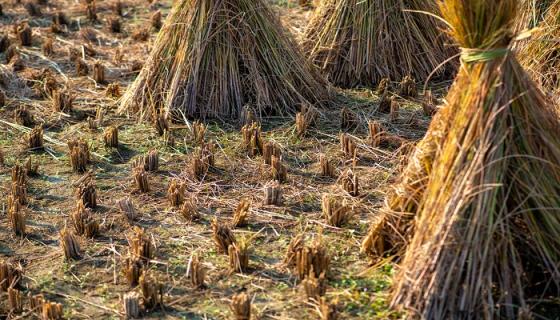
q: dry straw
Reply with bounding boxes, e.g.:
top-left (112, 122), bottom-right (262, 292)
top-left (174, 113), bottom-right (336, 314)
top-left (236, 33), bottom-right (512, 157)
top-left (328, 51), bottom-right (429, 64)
top-left (295, 236), bottom-right (330, 281)
top-left (263, 180), bottom-right (282, 206)
top-left (60, 227), bottom-right (81, 260)
top-left (241, 122), bottom-right (264, 157)
top-left (189, 254), bottom-right (206, 288)
top-left (321, 194), bottom-right (352, 227)
top-left (8, 287), bottom-right (23, 313)
top-left (301, 269), bottom-right (327, 301)
top-left (139, 271), bottom-right (164, 310)
top-left (228, 238), bottom-right (250, 273)
top-left (103, 126), bottom-right (118, 148)
top-left (518, 0), bottom-right (554, 30)
top-left (68, 138), bottom-right (90, 173)
top-left (123, 292), bottom-right (141, 318)
top-left (117, 197), bottom-right (137, 221)
top-left (119, 0), bottom-right (331, 120)
top-left (180, 198), bottom-right (200, 222)
top-left (123, 257), bottom-right (143, 287)
top-left (362, 0), bottom-right (560, 318)
top-left (167, 178), bottom-right (185, 207)
top-left (8, 195), bottom-right (25, 236)
top-left (0, 260), bottom-right (22, 291)
top-left (129, 227), bottom-right (155, 263)
top-left (71, 200), bottom-right (99, 238)
top-left (319, 155), bottom-right (336, 178)
top-left (212, 218), bottom-right (236, 254)
top-left (232, 199), bottom-right (250, 228)
top-left (74, 172), bottom-right (97, 208)
top-left (303, 0), bottom-right (456, 87)
top-left (519, 1), bottom-right (560, 97)
top-left (230, 291), bottom-right (251, 320)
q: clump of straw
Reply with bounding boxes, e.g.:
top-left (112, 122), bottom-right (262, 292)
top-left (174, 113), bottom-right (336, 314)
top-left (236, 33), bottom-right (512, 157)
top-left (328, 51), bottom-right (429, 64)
top-left (119, 0), bottom-right (331, 120)
top-left (303, 0), bottom-right (456, 88)
top-left (363, 0), bottom-right (560, 318)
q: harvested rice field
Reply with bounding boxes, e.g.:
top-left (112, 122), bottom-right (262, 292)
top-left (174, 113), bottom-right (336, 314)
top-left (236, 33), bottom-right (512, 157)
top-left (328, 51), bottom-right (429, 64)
top-left (0, 0), bottom-right (559, 319)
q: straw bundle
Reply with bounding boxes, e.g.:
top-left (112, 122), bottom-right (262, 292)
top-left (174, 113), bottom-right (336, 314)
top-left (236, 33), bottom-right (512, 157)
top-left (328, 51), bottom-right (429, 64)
top-left (303, 0), bottom-right (456, 88)
top-left (365, 0), bottom-right (560, 318)
top-left (519, 1), bottom-right (560, 97)
top-left (119, 0), bottom-right (331, 120)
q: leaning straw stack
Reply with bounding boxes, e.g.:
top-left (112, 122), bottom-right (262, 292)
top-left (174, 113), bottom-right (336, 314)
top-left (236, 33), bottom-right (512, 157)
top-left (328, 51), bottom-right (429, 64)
top-left (119, 0), bottom-right (331, 120)
top-left (364, 0), bottom-right (560, 318)
top-left (519, 1), bottom-right (560, 97)
top-left (303, 0), bottom-right (456, 88)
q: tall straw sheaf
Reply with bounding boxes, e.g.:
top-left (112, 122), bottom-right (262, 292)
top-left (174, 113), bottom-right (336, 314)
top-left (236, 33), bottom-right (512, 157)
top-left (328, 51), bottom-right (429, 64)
top-left (119, 0), bottom-right (331, 120)
top-left (303, 0), bottom-right (457, 87)
top-left (362, 0), bottom-right (560, 318)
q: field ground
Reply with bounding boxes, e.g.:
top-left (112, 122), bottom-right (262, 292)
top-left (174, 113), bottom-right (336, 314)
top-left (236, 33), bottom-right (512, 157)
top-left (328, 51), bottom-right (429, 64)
top-left (0, 0), bottom-right (441, 318)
